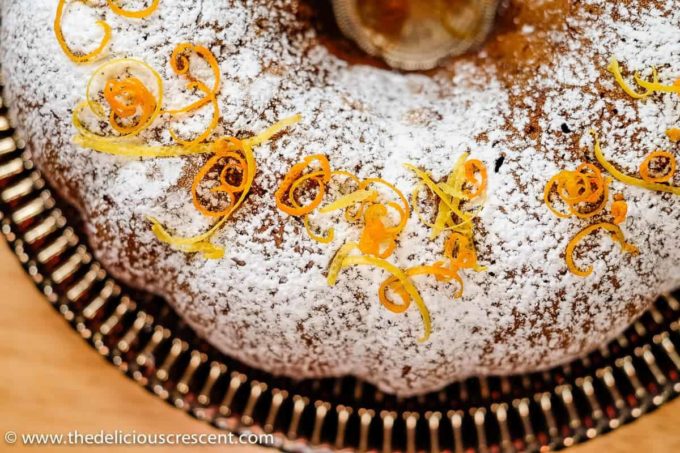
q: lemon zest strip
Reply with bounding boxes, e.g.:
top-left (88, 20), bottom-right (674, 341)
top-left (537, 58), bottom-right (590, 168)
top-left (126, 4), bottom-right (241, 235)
top-left (319, 189), bottom-right (377, 214)
top-left (404, 163), bottom-right (472, 227)
top-left (606, 57), bottom-right (657, 100)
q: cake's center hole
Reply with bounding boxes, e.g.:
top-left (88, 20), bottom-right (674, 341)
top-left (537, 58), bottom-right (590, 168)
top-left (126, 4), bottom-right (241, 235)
top-left (329, 0), bottom-right (500, 70)
top-left (355, 0), bottom-right (410, 39)
top-left (356, 0), bottom-right (492, 42)
top-left (302, 0), bottom-right (569, 73)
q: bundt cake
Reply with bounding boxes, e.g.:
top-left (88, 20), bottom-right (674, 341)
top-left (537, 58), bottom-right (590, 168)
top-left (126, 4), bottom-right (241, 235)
top-left (1, 0), bottom-right (679, 396)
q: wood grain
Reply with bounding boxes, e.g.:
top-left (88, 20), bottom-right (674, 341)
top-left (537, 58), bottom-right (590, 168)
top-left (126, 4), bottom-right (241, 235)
top-left (0, 243), bottom-right (678, 452)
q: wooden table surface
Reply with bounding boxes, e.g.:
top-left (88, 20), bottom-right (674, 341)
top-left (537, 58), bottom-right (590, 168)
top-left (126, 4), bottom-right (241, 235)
top-left (0, 243), bottom-right (678, 453)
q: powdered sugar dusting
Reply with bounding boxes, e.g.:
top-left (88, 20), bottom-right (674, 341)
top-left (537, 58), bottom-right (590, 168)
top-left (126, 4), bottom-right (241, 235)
top-left (1, 0), bottom-right (679, 396)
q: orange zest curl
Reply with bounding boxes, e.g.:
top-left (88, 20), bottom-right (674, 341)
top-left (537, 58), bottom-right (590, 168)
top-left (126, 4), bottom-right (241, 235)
top-left (169, 43), bottom-right (221, 94)
top-left (275, 155), bottom-right (331, 216)
top-left (165, 44), bottom-right (221, 146)
top-left (404, 155), bottom-right (488, 303)
top-left (275, 155), bottom-right (488, 341)
top-left (443, 232), bottom-right (485, 272)
top-left (566, 223), bottom-right (639, 277)
top-left (106, 0), bottom-right (160, 19)
top-left (611, 194), bottom-right (628, 225)
top-left (68, 39), bottom-right (300, 259)
top-left (277, 162), bottom-right (410, 253)
top-left (274, 158), bottom-right (436, 339)
top-left (359, 178), bottom-right (410, 232)
top-left (148, 117), bottom-right (300, 258)
top-left (667, 129), bottom-right (680, 143)
top-left (342, 189), bottom-right (377, 224)
top-left (82, 58), bottom-right (164, 138)
top-left (462, 159), bottom-right (488, 199)
top-left (639, 150), bottom-right (676, 184)
top-left (103, 77), bottom-right (158, 135)
top-left (167, 81), bottom-right (220, 146)
top-left (54, 0), bottom-right (112, 64)
top-left (591, 130), bottom-right (680, 195)
top-left (344, 178), bottom-right (410, 259)
top-left (378, 277), bottom-right (411, 314)
top-left (358, 204), bottom-right (399, 259)
top-left (191, 137), bottom-right (249, 218)
top-left (544, 163), bottom-right (610, 219)
top-left (379, 264), bottom-right (463, 316)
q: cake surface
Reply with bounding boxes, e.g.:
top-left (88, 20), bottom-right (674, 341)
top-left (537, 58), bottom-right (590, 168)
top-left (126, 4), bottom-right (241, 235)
top-left (1, 0), bottom-right (679, 396)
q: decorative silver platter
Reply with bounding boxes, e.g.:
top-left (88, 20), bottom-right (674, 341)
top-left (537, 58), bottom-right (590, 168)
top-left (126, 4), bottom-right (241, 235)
top-left (0, 81), bottom-right (679, 453)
